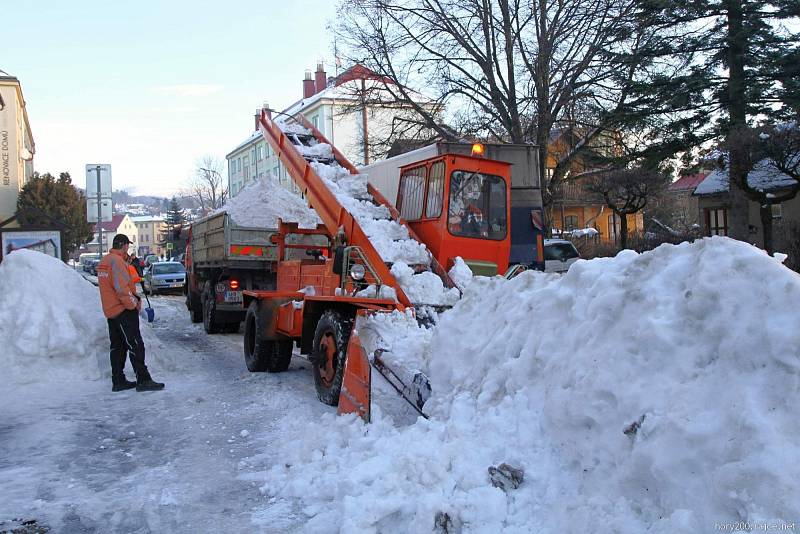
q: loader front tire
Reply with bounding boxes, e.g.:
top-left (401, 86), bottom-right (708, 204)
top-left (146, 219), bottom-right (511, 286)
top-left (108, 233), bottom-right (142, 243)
top-left (243, 301), bottom-right (292, 373)
top-left (312, 309), bottom-right (352, 406)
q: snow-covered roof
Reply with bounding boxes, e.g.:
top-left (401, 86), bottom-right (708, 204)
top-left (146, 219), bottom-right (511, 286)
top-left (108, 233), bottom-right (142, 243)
top-left (694, 159), bottom-right (797, 195)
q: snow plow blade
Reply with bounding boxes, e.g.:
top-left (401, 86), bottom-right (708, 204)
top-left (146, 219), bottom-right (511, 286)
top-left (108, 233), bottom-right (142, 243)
top-left (337, 327), bottom-right (371, 422)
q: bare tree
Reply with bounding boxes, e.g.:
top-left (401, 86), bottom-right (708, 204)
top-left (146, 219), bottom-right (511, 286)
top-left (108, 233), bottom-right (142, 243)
top-left (334, 0), bottom-right (649, 227)
top-left (188, 156), bottom-right (228, 216)
top-left (586, 167), bottom-right (667, 249)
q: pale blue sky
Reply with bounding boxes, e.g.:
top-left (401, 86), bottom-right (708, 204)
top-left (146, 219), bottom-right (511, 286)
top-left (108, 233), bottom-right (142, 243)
top-left (4, 0), bottom-right (338, 196)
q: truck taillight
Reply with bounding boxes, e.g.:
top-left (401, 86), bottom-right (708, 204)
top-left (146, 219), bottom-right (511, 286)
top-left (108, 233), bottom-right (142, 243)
top-left (230, 279), bottom-right (239, 290)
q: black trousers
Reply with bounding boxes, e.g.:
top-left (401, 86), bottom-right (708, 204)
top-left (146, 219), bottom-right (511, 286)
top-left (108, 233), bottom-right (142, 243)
top-left (107, 309), bottom-right (151, 384)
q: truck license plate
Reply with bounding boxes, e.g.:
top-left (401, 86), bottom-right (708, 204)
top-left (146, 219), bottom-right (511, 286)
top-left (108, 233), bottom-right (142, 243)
top-left (224, 291), bottom-right (243, 303)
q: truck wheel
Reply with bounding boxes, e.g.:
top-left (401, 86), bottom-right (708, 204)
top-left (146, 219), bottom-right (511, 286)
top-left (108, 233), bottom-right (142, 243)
top-left (312, 309), bottom-right (352, 406)
top-left (203, 294), bottom-right (221, 334)
top-left (243, 302), bottom-right (292, 372)
top-left (188, 292), bottom-right (202, 323)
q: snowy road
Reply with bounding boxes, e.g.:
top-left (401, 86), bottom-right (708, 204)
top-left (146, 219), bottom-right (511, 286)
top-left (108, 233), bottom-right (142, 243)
top-left (1, 295), bottom-right (327, 533)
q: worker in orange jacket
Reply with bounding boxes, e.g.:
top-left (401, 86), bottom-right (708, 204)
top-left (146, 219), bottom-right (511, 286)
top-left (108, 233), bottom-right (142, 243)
top-left (97, 234), bottom-right (165, 392)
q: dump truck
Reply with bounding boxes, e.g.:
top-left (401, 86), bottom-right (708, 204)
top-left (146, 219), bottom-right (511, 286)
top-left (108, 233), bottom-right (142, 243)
top-left (361, 141), bottom-right (544, 271)
top-left (184, 212), bottom-right (281, 334)
top-left (240, 108), bottom-right (516, 421)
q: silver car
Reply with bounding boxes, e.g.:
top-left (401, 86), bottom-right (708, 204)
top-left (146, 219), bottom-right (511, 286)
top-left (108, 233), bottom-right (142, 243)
top-left (543, 239), bottom-right (581, 273)
top-left (143, 261), bottom-right (186, 295)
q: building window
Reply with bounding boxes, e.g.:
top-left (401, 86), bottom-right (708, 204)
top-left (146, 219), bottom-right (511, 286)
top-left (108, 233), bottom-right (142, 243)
top-left (312, 116), bottom-right (319, 128)
top-left (706, 207), bottom-right (728, 236)
top-left (608, 214), bottom-right (620, 241)
top-left (564, 215), bottom-right (578, 231)
top-left (772, 203), bottom-right (782, 219)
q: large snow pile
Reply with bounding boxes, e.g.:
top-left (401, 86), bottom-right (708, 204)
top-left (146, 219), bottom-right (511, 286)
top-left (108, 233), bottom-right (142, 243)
top-left (214, 172), bottom-right (322, 229)
top-left (0, 250), bottom-right (168, 383)
top-left (254, 237), bottom-right (800, 532)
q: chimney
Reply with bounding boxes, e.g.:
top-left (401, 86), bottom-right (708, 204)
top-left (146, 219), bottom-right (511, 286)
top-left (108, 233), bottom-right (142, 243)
top-left (254, 109), bottom-right (260, 131)
top-left (315, 62), bottom-right (327, 95)
top-left (303, 71), bottom-right (315, 99)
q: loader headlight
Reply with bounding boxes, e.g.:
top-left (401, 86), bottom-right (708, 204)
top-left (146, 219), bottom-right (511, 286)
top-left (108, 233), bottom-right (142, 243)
top-left (349, 264), bottom-right (366, 281)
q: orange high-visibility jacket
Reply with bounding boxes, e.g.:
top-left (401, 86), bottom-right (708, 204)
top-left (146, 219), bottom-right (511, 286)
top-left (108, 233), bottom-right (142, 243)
top-left (128, 264), bottom-right (142, 283)
top-left (97, 249), bottom-right (139, 318)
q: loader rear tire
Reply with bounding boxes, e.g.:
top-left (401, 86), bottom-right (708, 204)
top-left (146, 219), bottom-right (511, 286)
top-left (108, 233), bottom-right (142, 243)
top-left (312, 309), bottom-right (352, 406)
top-left (243, 301), bottom-right (292, 372)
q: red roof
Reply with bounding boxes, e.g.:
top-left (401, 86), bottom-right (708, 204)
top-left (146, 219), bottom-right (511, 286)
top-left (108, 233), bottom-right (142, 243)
top-left (334, 64), bottom-right (394, 87)
top-left (92, 214), bottom-right (126, 232)
top-left (669, 173), bottom-right (708, 192)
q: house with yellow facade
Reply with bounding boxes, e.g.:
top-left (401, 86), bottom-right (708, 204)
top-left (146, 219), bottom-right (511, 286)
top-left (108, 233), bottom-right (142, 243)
top-left (546, 128), bottom-right (643, 242)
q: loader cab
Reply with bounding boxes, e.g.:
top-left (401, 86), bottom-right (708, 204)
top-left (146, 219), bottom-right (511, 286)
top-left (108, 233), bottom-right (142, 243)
top-left (396, 153), bottom-right (511, 276)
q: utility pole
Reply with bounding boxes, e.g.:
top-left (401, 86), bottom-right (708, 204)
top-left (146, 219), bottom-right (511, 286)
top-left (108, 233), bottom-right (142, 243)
top-left (95, 165), bottom-right (103, 255)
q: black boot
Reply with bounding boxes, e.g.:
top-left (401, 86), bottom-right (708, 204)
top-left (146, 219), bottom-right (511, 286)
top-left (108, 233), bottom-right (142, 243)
top-left (136, 378), bottom-right (165, 392)
top-left (112, 378), bottom-right (137, 392)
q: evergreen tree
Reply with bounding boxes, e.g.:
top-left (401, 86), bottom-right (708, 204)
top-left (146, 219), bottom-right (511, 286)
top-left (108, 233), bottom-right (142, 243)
top-left (16, 172), bottom-right (94, 254)
top-left (160, 197), bottom-right (185, 259)
top-left (616, 0), bottom-right (799, 241)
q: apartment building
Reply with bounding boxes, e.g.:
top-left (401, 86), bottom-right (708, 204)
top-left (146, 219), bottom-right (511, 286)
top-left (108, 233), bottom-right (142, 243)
top-left (129, 215), bottom-right (166, 257)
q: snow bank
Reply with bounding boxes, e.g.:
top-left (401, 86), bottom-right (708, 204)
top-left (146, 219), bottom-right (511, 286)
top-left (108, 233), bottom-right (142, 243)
top-left (213, 173), bottom-right (322, 229)
top-left (255, 237), bottom-right (800, 532)
top-left (0, 250), bottom-right (108, 382)
top-left (0, 250), bottom-right (172, 384)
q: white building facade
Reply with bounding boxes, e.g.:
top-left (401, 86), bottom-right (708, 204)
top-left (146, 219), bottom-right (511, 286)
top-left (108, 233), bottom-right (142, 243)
top-left (227, 63), bottom-right (435, 198)
top-left (0, 69), bottom-right (35, 224)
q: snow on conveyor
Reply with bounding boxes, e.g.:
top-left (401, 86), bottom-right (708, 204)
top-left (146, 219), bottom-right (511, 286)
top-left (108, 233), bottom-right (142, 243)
top-left (253, 238), bottom-right (800, 533)
top-left (275, 121), bottom-right (459, 306)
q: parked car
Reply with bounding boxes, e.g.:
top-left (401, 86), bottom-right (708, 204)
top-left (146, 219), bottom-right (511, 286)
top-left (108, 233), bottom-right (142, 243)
top-left (79, 253), bottom-right (100, 271)
top-left (144, 254), bottom-right (159, 268)
top-left (86, 258), bottom-right (101, 275)
top-left (543, 239), bottom-right (581, 273)
top-left (143, 261), bottom-right (186, 295)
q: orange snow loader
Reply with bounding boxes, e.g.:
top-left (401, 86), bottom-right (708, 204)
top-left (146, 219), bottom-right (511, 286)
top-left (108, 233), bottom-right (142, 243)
top-left (242, 108), bottom-right (511, 422)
